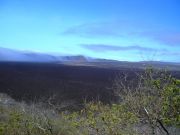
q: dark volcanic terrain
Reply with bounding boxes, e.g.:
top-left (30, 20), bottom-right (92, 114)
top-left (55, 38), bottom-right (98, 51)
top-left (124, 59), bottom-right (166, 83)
top-left (0, 62), bottom-right (180, 105)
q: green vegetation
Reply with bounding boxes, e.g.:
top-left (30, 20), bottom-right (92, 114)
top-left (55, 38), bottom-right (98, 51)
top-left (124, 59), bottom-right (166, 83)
top-left (62, 101), bottom-right (138, 135)
top-left (113, 67), bottom-right (180, 134)
top-left (0, 97), bottom-right (138, 135)
top-left (0, 68), bottom-right (179, 135)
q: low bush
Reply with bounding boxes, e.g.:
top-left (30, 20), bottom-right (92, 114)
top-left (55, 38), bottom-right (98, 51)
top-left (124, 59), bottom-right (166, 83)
top-left (113, 67), bottom-right (180, 134)
top-left (0, 95), bottom-right (138, 135)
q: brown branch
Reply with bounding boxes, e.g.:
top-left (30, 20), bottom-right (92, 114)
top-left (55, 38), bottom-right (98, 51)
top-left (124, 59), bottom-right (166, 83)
top-left (157, 119), bottom-right (169, 135)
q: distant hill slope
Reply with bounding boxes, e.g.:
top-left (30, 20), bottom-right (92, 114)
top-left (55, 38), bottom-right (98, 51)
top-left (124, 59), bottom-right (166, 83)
top-left (0, 47), bottom-right (90, 63)
top-left (0, 47), bottom-right (180, 71)
top-left (0, 47), bottom-right (58, 62)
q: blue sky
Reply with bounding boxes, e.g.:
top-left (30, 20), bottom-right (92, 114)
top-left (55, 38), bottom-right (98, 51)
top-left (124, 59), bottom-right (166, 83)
top-left (0, 0), bottom-right (180, 62)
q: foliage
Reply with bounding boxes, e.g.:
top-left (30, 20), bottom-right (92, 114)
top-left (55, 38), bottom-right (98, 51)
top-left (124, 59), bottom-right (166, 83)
top-left (162, 78), bottom-right (180, 126)
top-left (0, 94), bottom-right (139, 135)
top-left (63, 101), bottom-right (138, 135)
top-left (0, 97), bottom-right (79, 135)
top-left (113, 67), bottom-right (180, 134)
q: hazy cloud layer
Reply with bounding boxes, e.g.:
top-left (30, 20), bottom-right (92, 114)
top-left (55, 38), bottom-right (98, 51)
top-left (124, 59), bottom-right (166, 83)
top-left (160, 51), bottom-right (180, 56)
top-left (80, 44), bottom-right (157, 52)
top-left (63, 21), bottom-right (180, 46)
top-left (81, 44), bottom-right (180, 59)
top-left (62, 21), bottom-right (121, 37)
top-left (140, 31), bottom-right (180, 46)
top-left (62, 20), bottom-right (148, 38)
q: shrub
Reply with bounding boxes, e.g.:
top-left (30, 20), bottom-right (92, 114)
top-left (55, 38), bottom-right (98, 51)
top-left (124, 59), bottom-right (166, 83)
top-left (63, 101), bottom-right (138, 135)
top-left (0, 94), bottom-right (79, 135)
top-left (113, 67), bottom-right (180, 134)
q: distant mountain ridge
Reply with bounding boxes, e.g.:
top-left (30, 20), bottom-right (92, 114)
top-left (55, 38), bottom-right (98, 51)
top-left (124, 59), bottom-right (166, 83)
top-left (0, 47), bottom-right (89, 62)
top-left (0, 47), bottom-right (180, 71)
